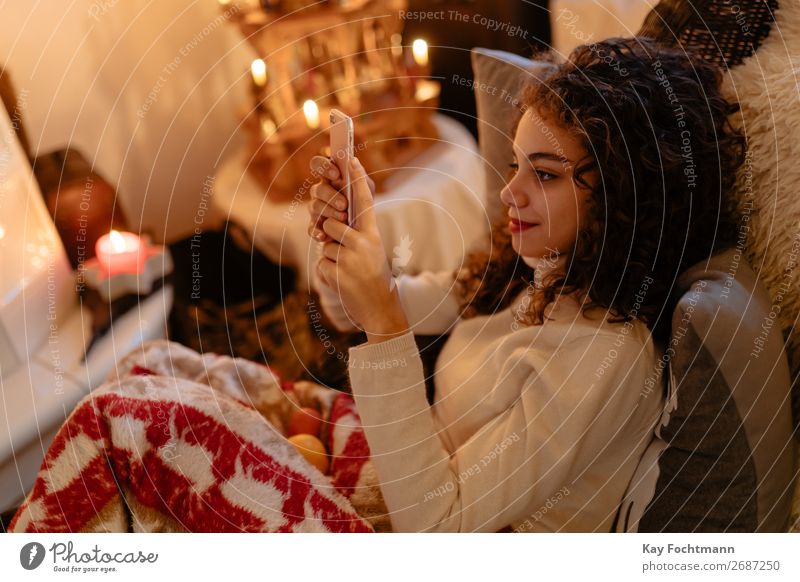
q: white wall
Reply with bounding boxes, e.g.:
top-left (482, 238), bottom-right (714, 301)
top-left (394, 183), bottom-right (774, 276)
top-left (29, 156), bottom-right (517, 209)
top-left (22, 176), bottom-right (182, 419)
top-left (0, 0), bottom-right (255, 242)
top-left (551, 0), bottom-right (658, 57)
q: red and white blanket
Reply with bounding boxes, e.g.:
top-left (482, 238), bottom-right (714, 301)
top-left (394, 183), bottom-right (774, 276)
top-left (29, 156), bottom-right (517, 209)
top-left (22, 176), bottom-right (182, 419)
top-left (10, 341), bottom-right (389, 533)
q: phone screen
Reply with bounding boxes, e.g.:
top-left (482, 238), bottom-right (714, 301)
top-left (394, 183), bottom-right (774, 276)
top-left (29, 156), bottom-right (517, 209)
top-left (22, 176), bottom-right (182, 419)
top-left (329, 109), bottom-right (354, 226)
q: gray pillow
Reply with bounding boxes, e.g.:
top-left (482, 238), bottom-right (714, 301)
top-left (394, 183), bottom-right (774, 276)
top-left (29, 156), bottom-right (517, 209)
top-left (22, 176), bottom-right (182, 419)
top-left (616, 249), bottom-right (796, 532)
top-left (470, 48), bottom-right (556, 225)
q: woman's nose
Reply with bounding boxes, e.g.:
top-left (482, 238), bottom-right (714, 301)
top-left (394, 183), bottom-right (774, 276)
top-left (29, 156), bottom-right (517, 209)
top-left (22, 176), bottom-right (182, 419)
top-left (500, 177), bottom-right (529, 210)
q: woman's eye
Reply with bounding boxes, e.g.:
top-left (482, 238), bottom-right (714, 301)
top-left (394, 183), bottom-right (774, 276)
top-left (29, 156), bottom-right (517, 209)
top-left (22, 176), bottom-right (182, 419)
top-left (509, 162), bottom-right (556, 182)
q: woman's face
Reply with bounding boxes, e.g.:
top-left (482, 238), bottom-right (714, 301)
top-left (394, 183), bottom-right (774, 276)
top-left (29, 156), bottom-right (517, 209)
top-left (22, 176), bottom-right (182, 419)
top-left (500, 108), bottom-right (596, 259)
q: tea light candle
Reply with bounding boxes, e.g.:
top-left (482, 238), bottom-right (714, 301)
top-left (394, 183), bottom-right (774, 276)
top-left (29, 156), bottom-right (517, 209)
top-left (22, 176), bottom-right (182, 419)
top-left (303, 99), bottom-right (320, 130)
top-left (412, 39), bottom-right (429, 67)
top-left (95, 230), bottom-right (145, 275)
top-left (251, 59), bottom-right (267, 88)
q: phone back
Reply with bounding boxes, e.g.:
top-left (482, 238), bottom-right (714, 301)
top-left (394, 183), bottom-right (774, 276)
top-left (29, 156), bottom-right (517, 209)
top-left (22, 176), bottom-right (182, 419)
top-left (329, 110), bottom-right (354, 225)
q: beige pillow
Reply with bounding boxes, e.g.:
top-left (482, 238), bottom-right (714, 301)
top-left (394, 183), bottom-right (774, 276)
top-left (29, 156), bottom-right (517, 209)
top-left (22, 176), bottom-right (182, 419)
top-left (470, 48), bottom-right (556, 225)
top-left (720, 0), bottom-right (800, 433)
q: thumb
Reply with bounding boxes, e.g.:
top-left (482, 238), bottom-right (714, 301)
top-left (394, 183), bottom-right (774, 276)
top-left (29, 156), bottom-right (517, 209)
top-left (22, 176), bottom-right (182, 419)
top-left (349, 157), bottom-right (378, 233)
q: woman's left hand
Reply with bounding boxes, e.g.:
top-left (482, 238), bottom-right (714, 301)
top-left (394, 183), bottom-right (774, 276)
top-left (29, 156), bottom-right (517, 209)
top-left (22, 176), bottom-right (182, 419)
top-left (316, 158), bottom-right (409, 343)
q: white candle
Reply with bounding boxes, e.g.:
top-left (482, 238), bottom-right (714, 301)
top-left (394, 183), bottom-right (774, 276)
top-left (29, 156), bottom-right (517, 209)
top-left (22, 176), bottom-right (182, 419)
top-left (95, 230), bottom-right (145, 275)
top-left (261, 116), bottom-right (278, 142)
top-left (303, 99), bottom-right (320, 130)
top-left (251, 59), bottom-right (267, 87)
top-left (412, 39), bottom-right (429, 67)
top-left (391, 33), bottom-right (403, 58)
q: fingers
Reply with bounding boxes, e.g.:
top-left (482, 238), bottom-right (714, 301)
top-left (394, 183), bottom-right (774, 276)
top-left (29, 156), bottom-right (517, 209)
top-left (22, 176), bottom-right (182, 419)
top-left (321, 213), bottom-right (355, 246)
top-left (310, 181), bottom-right (348, 210)
top-left (309, 177), bottom-right (348, 242)
top-left (310, 155), bottom-right (340, 182)
top-left (310, 198), bottom-right (348, 224)
top-left (320, 240), bottom-right (348, 263)
top-left (309, 224), bottom-right (329, 242)
top-left (307, 187), bottom-right (330, 241)
top-left (349, 158), bottom-right (378, 233)
top-left (316, 156), bottom-right (345, 190)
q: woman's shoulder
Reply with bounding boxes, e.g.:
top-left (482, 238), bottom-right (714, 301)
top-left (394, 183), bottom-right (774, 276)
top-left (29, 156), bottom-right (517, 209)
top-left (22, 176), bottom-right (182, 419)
top-left (517, 309), bottom-right (662, 402)
top-left (532, 298), bottom-right (657, 358)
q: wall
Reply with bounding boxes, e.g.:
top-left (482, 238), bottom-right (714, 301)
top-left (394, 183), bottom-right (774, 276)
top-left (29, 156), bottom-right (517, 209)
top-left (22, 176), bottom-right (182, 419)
top-left (551, 0), bottom-right (658, 56)
top-left (0, 0), bottom-right (254, 242)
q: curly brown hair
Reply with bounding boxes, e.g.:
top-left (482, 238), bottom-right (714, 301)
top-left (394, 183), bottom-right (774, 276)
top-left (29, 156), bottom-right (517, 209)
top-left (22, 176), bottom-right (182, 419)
top-left (456, 37), bottom-right (746, 344)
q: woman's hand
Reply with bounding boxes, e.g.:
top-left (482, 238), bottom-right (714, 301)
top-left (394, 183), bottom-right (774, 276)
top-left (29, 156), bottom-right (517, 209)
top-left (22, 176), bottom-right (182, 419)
top-left (314, 157), bottom-right (409, 343)
top-left (308, 155), bottom-right (375, 243)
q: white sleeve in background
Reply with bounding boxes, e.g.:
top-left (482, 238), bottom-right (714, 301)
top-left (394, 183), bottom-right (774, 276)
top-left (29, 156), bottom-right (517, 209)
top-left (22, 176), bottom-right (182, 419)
top-left (346, 330), bottom-right (658, 532)
top-left (315, 268), bottom-right (462, 336)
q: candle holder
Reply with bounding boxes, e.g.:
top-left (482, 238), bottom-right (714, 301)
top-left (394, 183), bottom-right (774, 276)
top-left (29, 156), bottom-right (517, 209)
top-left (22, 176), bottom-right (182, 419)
top-left (83, 238), bottom-right (174, 303)
top-left (78, 236), bottom-right (174, 351)
top-left (227, 0), bottom-right (440, 202)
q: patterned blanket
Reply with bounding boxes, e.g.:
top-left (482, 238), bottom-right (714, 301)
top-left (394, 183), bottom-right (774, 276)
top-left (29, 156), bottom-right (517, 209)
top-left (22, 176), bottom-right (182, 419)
top-left (10, 341), bottom-right (389, 533)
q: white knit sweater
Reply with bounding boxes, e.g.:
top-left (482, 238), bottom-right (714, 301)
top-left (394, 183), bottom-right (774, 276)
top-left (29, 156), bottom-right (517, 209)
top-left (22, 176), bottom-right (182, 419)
top-left (317, 268), bottom-right (664, 532)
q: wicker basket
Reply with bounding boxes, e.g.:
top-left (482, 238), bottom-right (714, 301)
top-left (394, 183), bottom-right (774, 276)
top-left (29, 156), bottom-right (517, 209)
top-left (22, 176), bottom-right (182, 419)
top-left (638, 0), bottom-right (779, 68)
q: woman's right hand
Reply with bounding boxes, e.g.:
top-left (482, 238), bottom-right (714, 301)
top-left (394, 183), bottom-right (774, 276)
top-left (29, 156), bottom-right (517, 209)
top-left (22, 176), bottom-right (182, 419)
top-left (308, 155), bottom-right (375, 243)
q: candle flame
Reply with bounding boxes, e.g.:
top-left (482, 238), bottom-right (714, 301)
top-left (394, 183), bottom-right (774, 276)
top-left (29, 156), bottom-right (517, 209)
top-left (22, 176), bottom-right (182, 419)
top-left (250, 59), bottom-right (267, 87)
top-left (109, 230), bottom-right (127, 253)
top-left (303, 99), bottom-right (320, 130)
top-left (412, 39), bottom-right (429, 67)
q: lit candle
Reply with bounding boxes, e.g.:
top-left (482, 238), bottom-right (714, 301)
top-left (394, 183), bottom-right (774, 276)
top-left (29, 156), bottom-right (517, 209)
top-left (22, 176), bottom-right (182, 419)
top-left (251, 59), bottom-right (267, 88)
top-left (261, 115), bottom-right (278, 143)
top-left (303, 99), bottom-right (320, 130)
top-left (390, 33), bottom-right (404, 58)
top-left (95, 230), bottom-right (145, 275)
top-left (412, 39), bottom-right (429, 67)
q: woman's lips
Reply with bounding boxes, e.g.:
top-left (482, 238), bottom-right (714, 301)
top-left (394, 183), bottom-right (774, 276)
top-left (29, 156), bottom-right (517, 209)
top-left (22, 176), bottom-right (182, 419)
top-left (508, 218), bottom-right (539, 233)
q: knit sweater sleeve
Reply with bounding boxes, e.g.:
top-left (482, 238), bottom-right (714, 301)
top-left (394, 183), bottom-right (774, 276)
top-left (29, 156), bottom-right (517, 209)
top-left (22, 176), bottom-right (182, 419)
top-left (316, 269), bottom-right (462, 335)
top-left (346, 329), bottom-right (657, 532)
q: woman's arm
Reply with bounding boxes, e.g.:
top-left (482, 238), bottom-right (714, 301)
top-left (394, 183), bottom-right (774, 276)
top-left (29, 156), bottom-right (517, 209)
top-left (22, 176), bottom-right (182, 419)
top-left (314, 268), bottom-right (462, 335)
top-left (310, 155), bottom-right (462, 335)
top-left (346, 330), bottom-right (658, 532)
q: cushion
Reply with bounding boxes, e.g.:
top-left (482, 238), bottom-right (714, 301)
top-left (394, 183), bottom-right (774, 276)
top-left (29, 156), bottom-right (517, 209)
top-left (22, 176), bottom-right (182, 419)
top-left (470, 48), bottom-right (556, 225)
top-left (720, 0), bottom-right (800, 434)
top-left (637, 0), bottom-right (800, 438)
top-left (616, 248), bottom-right (796, 532)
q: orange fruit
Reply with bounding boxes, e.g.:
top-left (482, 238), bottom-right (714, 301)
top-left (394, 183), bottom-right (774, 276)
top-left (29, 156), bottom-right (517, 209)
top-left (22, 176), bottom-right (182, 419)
top-left (288, 434), bottom-right (329, 474)
top-left (287, 407), bottom-right (322, 438)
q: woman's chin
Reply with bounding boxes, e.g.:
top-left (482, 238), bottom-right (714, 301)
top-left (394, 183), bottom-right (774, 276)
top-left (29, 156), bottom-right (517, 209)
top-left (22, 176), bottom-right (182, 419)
top-left (511, 236), bottom-right (539, 258)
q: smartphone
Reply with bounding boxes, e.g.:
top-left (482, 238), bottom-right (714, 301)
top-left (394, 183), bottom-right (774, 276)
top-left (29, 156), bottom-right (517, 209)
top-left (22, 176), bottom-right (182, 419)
top-left (329, 109), bottom-right (354, 226)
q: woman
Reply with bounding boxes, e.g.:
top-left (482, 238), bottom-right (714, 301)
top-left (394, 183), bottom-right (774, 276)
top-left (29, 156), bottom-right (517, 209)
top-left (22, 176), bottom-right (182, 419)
top-left (308, 37), bottom-right (744, 532)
